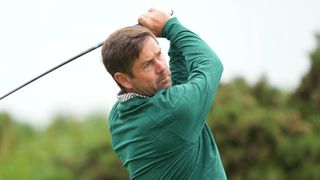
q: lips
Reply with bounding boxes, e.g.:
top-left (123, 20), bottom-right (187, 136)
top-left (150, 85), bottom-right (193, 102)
top-left (158, 74), bottom-right (172, 86)
top-left (160, 76), bottom-right (169, 83)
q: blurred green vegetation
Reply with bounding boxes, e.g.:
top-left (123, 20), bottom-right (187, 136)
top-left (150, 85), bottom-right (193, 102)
top-left (1, 34), bottom-right (320, 179)
top-left (0, 113), bottom-right (128, 180)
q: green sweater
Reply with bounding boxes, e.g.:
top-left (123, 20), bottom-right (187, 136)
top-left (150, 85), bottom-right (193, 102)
top-left (108, 17), bottom-right (226, 179)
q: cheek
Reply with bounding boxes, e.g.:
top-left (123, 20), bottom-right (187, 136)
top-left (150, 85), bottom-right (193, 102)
top-left (145, 74), bottom-right (158, 84)
top-left (134, 73), bottom-right (157, 85)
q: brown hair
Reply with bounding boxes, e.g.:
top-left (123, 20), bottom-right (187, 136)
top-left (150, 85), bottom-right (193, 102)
top-left (101, 25), bottom-right (156, 89)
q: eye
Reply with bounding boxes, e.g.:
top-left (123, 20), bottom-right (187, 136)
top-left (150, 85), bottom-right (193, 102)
top-left (143, 61), bottom-right (153, 71)
top-left (157, 50), bottom-right (162, 57)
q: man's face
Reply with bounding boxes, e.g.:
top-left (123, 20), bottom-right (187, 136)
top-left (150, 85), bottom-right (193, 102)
top-left (128, 37), bottom-right (172, 96)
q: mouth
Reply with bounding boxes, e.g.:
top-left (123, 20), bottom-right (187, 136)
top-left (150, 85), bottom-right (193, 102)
top-left (158, 74), bottom-right (171, 85)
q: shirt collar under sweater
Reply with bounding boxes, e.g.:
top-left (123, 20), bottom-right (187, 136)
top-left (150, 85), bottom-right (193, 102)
top-left (117, 92), bottom-right (149, 102)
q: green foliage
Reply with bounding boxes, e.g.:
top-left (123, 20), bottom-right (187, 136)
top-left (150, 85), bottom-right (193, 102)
top-left (0, 113), bottom-right (128, 180)
top-left (293, 33), bottom-right (320, 116)
top-left (208, 77), bottom-right (319, 180)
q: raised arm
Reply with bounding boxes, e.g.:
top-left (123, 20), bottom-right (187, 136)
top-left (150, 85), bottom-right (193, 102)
top-left (139, 8), bottom-right (223, 142)
top-left (168, 42), bottom-right (189, 85)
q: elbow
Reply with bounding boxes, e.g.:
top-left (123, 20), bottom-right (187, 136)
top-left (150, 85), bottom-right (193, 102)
top-left (213, 56), bottom-right (223, 77)
top-left (218, 60), bottom-right (224, 75)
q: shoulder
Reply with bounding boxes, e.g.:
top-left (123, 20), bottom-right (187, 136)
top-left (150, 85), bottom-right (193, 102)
top-left (149, 86), bottom-right (200, 120)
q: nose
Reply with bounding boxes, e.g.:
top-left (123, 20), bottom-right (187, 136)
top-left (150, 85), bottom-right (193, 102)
top-left (155, 59), bottom-right (167, 74)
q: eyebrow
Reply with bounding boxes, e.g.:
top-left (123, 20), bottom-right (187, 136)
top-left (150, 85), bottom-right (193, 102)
top-left (142, 59), bottom-right (152, 65)
top-left (142, 48), bottom-right (161, 62)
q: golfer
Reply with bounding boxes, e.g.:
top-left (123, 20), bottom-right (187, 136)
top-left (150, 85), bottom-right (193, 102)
top-left (102, 8), bottom-right (227, 179)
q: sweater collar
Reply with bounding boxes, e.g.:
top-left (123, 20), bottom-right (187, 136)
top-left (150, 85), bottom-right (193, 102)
top-left (117, 92), bottom-right (149, 102)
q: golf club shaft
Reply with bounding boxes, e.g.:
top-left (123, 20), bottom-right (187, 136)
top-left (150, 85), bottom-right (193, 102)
top-left (0, 42), bottom-right (104, 101)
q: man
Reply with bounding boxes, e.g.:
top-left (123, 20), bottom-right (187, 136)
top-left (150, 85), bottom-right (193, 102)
top-left (102, 8), bottom-right (226, 179)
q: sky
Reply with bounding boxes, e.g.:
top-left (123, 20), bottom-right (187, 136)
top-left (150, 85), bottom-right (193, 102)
top-left (1, 0), bottom-right (320, 128)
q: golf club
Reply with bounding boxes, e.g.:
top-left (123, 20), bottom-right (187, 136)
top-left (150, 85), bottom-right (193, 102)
top-left (0, 41), bottom-right (104, 101)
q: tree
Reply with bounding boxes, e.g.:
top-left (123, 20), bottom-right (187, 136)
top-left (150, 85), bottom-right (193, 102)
top-left (294, 33), bottom-right (320, 113)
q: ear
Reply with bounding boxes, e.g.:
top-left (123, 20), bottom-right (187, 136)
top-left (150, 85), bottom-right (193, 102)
top-left (114, 72), bottom-right (133, 91)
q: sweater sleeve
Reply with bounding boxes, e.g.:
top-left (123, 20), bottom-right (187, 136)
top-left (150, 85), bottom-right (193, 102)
top-left (168, 41), bottom-right (189, 85)
top-left (154, 17), bottom-right (223, 142)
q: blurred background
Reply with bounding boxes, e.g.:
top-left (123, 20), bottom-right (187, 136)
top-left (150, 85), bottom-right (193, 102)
top-left (1, 0), bottom-right (320, 179)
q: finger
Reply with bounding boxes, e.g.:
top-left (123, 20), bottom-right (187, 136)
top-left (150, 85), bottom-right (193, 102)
top-left (138, 14), bottom-right (149, 26)
top-left (148, 8), bottom-right (157, 12)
